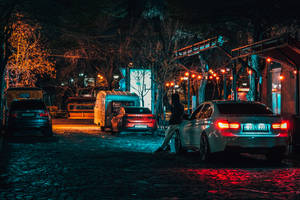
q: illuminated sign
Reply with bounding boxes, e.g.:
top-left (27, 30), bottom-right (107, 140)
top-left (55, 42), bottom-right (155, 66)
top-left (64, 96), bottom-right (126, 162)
top-left (130, 69), bottom-right (152, 110)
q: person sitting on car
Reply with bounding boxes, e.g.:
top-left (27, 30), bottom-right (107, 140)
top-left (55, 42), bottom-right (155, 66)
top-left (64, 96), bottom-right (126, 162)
top-left (154, 93), bottom-right (184, 153)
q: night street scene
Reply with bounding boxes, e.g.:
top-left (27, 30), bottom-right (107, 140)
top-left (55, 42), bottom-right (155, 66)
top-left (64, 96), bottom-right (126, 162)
top-left (1, 0), bottom-right (300, 199)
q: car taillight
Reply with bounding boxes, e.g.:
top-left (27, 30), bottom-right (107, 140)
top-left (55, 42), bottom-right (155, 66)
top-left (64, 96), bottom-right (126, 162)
top-left (217, 121), bottom-right (229, 129)
top-left (39, 111), bottom-right (49, 117)
top-left (229, 123), bottom-right (240, 129)
top-left (272, 121), bottom-right (289, 130)
top-left (216, 120), bottom-right (240, 130)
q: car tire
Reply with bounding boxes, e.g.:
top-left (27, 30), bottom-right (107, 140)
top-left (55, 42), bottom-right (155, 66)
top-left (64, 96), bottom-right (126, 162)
top-left (266, 152), bottom-right (284, 162)
top-left (100, 126), bottom-right (105, 131)
top-left (151, 129), bottom-right (157, 136)
top-left (175, 131), bottom-right (185, 154)
top-left (43, 127), bottom-right (53, 137)
top-left (199, 133), bottom-right (210, 161)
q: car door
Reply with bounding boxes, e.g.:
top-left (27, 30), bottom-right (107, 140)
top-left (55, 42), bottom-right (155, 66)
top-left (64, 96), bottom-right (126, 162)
top-left (181, 104), bottom-right (205, 147)
top-left (190, 104), bottom-right (214, 148)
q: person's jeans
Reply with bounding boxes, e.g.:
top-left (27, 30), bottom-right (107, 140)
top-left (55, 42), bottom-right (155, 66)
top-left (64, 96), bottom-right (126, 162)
top-left (161, 124), bottom-right (179, 149)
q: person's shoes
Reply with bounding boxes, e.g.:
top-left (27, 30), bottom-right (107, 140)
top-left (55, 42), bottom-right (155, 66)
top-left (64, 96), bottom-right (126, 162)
top-left (165, 145), bottom-right (171, 152)
top-left (154, 147), bottom-right (164, 154)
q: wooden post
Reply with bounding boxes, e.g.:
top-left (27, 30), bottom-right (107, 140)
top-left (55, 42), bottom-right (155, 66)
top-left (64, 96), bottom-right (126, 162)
top-left (296, 67), bottom-right (300, 115)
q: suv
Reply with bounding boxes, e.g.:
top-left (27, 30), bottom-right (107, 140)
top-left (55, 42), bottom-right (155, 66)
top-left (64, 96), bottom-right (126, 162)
top-left (6, 99), bottom-right (52, 136)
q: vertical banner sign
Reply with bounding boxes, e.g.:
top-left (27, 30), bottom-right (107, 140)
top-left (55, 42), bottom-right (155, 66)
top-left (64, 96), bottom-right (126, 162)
top-left (130, 69), bottom-right (152, 110)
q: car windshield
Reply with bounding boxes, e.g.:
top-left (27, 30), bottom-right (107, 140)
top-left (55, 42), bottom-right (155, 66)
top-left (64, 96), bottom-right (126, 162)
top-left (10, 100), bottom-right (46, 111)
top-left (124, 107), bottom-right (151, 114)
top-left (217, 103), bottom-right (273, 115)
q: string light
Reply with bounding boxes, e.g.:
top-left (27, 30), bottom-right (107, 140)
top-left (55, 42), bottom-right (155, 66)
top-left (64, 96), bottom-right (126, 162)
top-left (279, 75), bottom-right (284, 81)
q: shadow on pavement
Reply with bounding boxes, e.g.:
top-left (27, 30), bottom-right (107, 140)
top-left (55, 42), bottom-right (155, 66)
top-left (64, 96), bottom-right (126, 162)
top-left (171, 151), bottom-right (288, 169)
top-left (4, 135), bottom-right (59, 144)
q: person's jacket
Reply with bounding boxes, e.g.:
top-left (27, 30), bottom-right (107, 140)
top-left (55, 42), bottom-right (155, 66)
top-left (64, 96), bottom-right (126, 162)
top-left (169, 103), bottom-right (184, 125)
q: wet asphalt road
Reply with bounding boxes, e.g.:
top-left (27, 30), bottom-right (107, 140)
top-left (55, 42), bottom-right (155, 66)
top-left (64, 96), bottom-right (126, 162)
top-left (1, 119), bottom-right (300, 199)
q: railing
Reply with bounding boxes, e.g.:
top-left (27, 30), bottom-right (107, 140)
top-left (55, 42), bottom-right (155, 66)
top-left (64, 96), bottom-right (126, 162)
top-left (231, 35), bottom-right (291, 60)
top-left (174, 36), bottom-right (225, 59)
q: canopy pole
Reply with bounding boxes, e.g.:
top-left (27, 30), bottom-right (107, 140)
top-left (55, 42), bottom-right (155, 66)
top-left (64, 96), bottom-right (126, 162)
top-left (296, 67), bottom-right (300, 115)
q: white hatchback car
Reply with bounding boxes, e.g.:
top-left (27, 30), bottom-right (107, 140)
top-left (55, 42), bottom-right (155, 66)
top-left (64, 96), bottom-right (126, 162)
top-left (175, 101), bottom-right (289, 161)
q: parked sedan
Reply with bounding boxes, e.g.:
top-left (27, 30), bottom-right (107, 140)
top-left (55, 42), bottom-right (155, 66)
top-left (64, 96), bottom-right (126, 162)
top-left (6, 99), bottom-right (53, 136)
top-left (111, 106), bottom-right (157, 134)
top-left (175, 101), bottom-right (289, 162)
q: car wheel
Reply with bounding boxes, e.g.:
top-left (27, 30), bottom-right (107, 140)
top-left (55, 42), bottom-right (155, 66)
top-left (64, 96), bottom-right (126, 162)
top-left (199, 133), bottom-right (210, 161)
top-left (175, 131), bottom-right (185, 154)
top-left (266, 152), bottom-right (284, 162)
top-left (43, 127), bottom-right (53, 137)
top-left (100, 126), bottom-right (105, 131)
top-left (151, 129), bottom-right (157, 136)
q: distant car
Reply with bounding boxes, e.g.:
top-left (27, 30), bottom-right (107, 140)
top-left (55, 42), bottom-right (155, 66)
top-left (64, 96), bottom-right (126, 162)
top-left (6, 99), bottom-right (53, 136)
top-left (111, 106), bottom-right (157, 134)
top-left (175, 101), bottom-right (289, 162)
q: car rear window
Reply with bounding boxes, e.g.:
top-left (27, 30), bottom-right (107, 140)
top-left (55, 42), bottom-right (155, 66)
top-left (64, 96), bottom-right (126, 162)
top-left (10, 100), bottom-right (46, 111)
top-left (217, 103), bottom-right (273, 115)
top-left (124, 107), bottom-right (151, 114)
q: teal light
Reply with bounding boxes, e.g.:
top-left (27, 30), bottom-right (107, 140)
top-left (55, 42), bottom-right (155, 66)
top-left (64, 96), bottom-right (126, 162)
top-left (218, 36), bottom-right (224, 46)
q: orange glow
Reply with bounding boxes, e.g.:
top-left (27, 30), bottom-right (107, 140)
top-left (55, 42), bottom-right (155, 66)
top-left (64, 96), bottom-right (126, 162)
top-left (294, 70), bottom-right (298, 75)
top-left (230, 76), bottom-right (233, 80)
top-left (165, 82), bottom-right (170, 87)
top-left (248, 70), bottom-right (252, 75)
top-left (97, 74), bottom-right (103, 79)
top-left (209, 69), bottom-right (213, 74)
top-left (238, 88), bottom-right (249, 92)
top-left (184, 72), bottom-right (189, 77)
top-left (191, 74), bottom-right (196, 78)
top-left (213, 73), bottom-right (217, 77)
top-left (209, 75), bottom-right (213, 79)
top-left (279, 75), bottom-right (284, 80)
top-left (180, 77), bottom-right (184, 81)
top-left (266, 57), bottom-right (272, 63)
top-left (216, 77), bottom-right (220, 80)
top-left (170, 82), bottom-right (174, 87)
top-left (197, 75), bottom-right (202, 80)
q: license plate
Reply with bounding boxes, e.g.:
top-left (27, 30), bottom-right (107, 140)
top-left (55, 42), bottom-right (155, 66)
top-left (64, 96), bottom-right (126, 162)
top-left (22, 113), bottom-right (35, 117)
top-left (135, 125), bottom-right (147, 129)
top-left (243, 123), bottom-right (268, 132)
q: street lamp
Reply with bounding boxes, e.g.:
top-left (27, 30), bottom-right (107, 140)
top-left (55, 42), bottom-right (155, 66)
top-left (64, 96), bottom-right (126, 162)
top-left (113, 74), bottom-right (120, 79)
